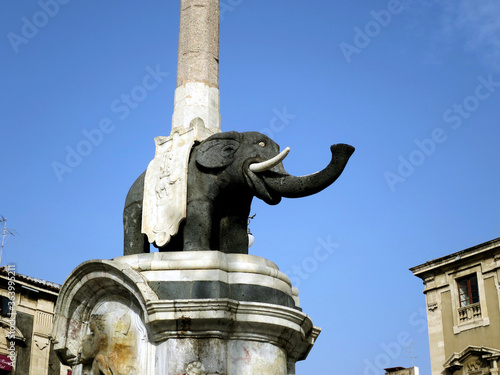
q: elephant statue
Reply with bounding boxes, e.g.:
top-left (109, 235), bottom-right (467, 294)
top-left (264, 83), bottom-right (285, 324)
top-left (123, 131), bottom-right (354, 255)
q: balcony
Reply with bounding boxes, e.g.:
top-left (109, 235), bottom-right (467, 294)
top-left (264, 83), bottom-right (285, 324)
top-left (458, 302), bottom-right (481, 323)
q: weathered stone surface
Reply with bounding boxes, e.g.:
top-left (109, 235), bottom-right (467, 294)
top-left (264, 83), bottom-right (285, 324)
top-left (76, 301), bottom-right (147, 375)
top-left (176, 0), bottom-right (219, 88)
top-left (172, 84), bottom-right (221, 134)
top-left (166, 339), bottom-right (226, 374)
top-left (51, 254), bottom-right (320, 374)
top-left (228, 340), bottom-right (287, 375)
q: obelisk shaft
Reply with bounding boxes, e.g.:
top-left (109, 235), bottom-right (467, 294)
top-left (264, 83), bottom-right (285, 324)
top-left (172, 0), bottom-right (221, 139)
top-left (177, 0), bottom-right (219, 88)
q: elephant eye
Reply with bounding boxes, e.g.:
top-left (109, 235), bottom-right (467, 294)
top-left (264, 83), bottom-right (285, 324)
top-left (258, 141), bottom-right (266, 147)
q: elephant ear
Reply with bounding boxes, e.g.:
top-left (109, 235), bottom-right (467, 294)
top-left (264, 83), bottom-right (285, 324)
top-left (196, 139), bottom-right (240, 169)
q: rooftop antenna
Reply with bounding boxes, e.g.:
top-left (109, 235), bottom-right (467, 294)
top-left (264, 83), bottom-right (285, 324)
top-left (0, 217), bottom-right (16, 267)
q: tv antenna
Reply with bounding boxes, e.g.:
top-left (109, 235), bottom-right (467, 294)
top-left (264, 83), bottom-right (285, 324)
top-left (0, 217), bottom-right (16, 266)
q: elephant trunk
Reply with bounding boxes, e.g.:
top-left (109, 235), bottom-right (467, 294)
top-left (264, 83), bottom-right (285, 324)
top-left (261, 144), bottom-right (355, 198)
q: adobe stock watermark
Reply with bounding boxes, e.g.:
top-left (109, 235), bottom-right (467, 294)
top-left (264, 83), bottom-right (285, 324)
top-left (7, 0), bottom-right (71, 54)
top-left (6, 264), bottom-right (17, 368)
top-left (364, 307), bottom-right (427, 374)
top-left (260, 106), bottom-right (297, 140)
top-left (385, 74), bottom-right (499, 192)
top-left (284, 236), bottom-right (339, 289)
top-left (51, 64), bottom-right (169, 182)
top-left (221, 0), bottom-right (243, 21)
top-left (339, 0), bottom-right (404, 63)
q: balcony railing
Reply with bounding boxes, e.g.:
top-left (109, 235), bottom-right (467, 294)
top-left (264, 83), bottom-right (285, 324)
top-left (458, 302), bottom-right (481, 323)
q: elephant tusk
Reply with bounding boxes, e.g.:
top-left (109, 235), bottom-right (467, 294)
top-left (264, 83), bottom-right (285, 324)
top-left (249, 147), bottom-right (290, 173)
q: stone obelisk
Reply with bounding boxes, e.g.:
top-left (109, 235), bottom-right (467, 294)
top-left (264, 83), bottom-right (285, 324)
top-left (172, 0), bottom-right (221, 139)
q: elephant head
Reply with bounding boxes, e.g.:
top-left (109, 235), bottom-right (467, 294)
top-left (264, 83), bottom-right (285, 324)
top-left (195, 131), bottom-right (355, 204)
top-left (194, 131), bottom-right (288, 204)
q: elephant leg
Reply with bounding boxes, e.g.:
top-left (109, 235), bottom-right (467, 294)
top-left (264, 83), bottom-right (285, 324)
top-left (124, 171), bottom-right (149, 255)
top-left (219, 215), bottom-right (248, 254)
top-left (183, 200), bottom-right (214, 251)
top-left (218, 197), bottom-right (252, 254)
top-left (123, 202), bottom-right (150, 255)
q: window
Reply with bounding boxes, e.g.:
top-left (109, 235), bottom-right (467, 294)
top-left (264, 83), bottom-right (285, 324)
top-left (451, 269), bottom-right (488, 333)
top-left (0, 296), bottom-right (10, 317)
top-left (457, 274), bottom-right (479, 307)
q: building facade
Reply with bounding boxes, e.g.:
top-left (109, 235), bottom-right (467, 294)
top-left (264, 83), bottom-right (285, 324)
top-left (385, 367), bottom-right (420, 375)
top-left (0, 266), bottom-right (69, 375)
top-left (411, 237), bottom-right (500, 375)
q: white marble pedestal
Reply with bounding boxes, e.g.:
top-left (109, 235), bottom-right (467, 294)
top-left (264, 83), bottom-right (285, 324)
top-left (51, 252), bottom-right (320, 375)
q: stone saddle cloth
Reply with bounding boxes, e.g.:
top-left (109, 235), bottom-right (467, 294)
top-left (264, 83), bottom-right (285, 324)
top-left (142, 128), bottom-right (195, 247)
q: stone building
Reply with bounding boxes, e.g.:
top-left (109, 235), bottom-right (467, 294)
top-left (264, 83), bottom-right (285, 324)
top-left (0, 266), bottom-right (69, 375)
top-left (385, 367), bottom-right (420, 375)
top-left (411, 237), bottom-right (500, 375)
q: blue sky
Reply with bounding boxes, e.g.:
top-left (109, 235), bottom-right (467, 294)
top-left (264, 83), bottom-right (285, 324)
top-left (1, 1), bottom-right (500, 373)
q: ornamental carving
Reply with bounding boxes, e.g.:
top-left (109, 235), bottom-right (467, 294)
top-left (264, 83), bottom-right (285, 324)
top-left (186, 361), bottom-right (206, 375)
top-left (78, 312), bottom-right (139, 375)
top-left (142, 128), bottom-right (195, 247)
top-left (466, 358), bottom-right (483, 372)
top-left (427, 302), bottom-right (438, 311)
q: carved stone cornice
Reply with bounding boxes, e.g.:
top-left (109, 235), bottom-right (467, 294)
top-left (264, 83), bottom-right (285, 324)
top-left (147, 298), bottom-right (319, 361)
